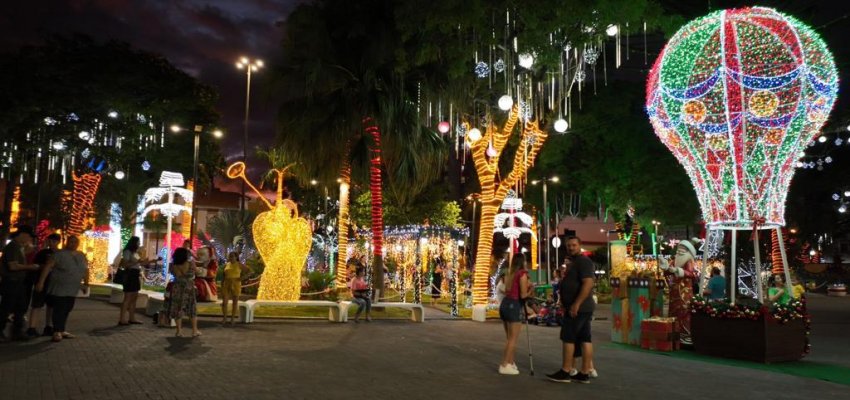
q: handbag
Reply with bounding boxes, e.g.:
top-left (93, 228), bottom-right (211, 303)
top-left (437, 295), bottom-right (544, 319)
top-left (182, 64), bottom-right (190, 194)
top-left (113, 268), bottom-right (126, 284)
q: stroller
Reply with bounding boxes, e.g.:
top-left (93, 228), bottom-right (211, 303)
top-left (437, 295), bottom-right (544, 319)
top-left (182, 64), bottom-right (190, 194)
top-left (536, 298), bottom-right (563, 326)
top-left (525, 296), bottom-right (563, 326)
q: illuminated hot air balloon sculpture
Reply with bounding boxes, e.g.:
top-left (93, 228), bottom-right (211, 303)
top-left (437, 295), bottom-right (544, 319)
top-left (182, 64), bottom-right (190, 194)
top-left (646, 7), bottom-right (837, 301)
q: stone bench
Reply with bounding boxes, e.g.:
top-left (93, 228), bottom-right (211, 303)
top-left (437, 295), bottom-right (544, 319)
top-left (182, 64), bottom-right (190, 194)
top-left (340, 301), bottom-right (424, 323)
top-left (145, 293), bottom-right (252, 323)
top-left (242, 300), bottom-right (344, 323)
top-left (87, 282), bottom-right (151, 309)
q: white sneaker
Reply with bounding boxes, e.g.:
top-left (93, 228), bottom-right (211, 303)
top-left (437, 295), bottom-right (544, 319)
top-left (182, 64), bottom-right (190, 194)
top-left (499, 364), bottom-right (520, 375)
top-left (569, 368), bottom-right (578, 376)
top-left (589, 369), bottom-right (598, 378)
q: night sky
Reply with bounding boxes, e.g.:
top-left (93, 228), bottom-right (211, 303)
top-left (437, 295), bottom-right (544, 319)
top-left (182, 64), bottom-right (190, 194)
top-left (0, 0), bottom-right (302, 179)
top-left (1, 0), bottom-right (849, 182)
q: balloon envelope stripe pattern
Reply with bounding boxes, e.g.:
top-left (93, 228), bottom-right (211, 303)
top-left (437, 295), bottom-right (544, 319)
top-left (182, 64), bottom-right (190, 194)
top-left (646, 7), bottom-right (838, 229)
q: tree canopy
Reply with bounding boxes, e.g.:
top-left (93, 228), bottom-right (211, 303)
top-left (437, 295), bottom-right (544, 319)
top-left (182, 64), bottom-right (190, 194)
top-left (0, 35), bottom-right (223, 230)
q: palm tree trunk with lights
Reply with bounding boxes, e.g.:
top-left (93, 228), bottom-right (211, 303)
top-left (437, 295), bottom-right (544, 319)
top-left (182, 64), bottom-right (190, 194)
top-left (365, 117), bottom-right (385, 298)
top-left (335, 157), bottom-right (352, 288)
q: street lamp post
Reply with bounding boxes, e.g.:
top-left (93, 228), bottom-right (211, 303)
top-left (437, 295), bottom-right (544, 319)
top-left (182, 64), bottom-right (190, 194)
top-left (532, 176), bottom-right (558, 284)
top-left (467, 193), bottom-right (480, 266)
top-left (171, 124), bottom-right (223, 244)
top-left (236, 56), bottom-right (263, 211)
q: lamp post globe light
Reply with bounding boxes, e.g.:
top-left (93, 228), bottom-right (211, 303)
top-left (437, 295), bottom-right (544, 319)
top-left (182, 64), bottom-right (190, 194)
top-left (236, 56), bottom-right (263, 211)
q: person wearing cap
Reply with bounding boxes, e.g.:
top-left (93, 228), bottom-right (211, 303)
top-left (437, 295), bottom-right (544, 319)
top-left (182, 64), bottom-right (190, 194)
top-left (28, 233), bottom-right (62, 337)
top-left (659, 240), bottom-right (698, 344)
top-left (0, 225), bottom-right (40, 341)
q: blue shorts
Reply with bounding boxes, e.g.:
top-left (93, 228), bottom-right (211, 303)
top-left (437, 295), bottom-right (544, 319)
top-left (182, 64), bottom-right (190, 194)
top-left (560, 312), bottom-right (593, 344)
top-left (499, 298), bottom-right (522, 322)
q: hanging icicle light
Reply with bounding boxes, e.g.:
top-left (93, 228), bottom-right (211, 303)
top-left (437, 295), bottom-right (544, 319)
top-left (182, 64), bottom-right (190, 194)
top-left (554, 118), bottom-right (569, 133)
top-left (498, 95), bottom-right (513, 111)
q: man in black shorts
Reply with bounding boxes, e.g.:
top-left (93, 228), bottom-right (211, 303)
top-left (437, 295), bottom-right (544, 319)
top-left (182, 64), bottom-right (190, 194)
top-left (547, 236), bottom-right (595, 384)
top-left (27, 233), bottom-right (61, 337)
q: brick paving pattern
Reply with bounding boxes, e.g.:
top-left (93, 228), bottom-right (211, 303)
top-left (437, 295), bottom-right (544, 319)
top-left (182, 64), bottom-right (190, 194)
top-left (1, 295), bottom-right (848, 400)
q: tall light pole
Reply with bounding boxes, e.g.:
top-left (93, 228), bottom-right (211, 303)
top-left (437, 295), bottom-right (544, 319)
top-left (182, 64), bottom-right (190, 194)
top-left (651, 220), bottom-right (661, 257)
top-left (532, 176), bottom-right (559, 284)
top-left (236, 56), bottom-right (263, 211)
top-left (466, 193), bottom-right (481, 265)
top-left (171, 124), bottom-right (223, 244)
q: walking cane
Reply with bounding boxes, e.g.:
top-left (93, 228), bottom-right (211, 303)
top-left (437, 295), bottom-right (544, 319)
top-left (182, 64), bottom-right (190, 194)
top-left (522, 301), bottom-right (535, 376)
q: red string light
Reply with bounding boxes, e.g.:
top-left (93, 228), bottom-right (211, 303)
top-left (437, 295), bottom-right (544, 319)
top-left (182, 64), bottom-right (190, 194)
top-left (67, 172), bottom-right (102, 236)
top-left (365, 118), bottom-right (383, 259)
top-left (771, 228), bottom-right (786, 274)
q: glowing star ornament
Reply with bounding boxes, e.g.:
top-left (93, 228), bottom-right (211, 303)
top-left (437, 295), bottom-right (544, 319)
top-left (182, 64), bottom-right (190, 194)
top-left (646, 7), bottom-right (838, 229)
top-left (227, 161), bottom-right (312, 301)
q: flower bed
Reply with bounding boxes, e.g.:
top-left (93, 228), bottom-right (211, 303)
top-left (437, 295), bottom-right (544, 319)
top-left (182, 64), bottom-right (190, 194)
top-left (689, 296), bottom-right (810, 363)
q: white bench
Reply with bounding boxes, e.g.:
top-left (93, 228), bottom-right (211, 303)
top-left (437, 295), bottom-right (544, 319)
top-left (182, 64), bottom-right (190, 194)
top-left (242, 300), bottom-right (344, 323)
top-left (87, 282), bottom-right (152, 309)
top-left (340, 301), bottom-right (425, 323)
top-left (144, 293), bottom-right (252, 323)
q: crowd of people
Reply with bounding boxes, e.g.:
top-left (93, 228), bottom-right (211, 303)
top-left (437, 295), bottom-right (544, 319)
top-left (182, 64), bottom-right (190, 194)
top-left (0, 226), bottom-right (252, 342)
top-left (0, 226), bottom-right (89, 342)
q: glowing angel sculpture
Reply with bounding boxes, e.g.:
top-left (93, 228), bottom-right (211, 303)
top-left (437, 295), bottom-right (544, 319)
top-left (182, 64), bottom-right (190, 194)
top-left (646, 7), bottom-right (838, 229)
top-left (227, 161), bottom-right (312, 301)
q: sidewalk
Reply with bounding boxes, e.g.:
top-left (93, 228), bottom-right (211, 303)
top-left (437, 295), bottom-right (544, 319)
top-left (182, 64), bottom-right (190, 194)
top-left (0, 296), bottom-right (847, 400)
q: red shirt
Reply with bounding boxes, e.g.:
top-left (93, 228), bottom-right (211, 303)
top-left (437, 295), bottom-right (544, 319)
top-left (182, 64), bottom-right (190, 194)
top-left (506, 269), bottom-right (528, 300)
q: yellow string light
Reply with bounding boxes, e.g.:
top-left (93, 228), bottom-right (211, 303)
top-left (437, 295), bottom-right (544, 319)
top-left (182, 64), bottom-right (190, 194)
top-left (335, 177), bottom-right (351, 287)
top-left (469, 105), bottom-right (548, 305)
top-left (9, 186), bottom-right (20, 228)
top-left (181, 180), bottom-right (193, 238)
top-left (227, 162), bottom-right (313, 301)
top-left (84, 235), bottom-right (110, 284)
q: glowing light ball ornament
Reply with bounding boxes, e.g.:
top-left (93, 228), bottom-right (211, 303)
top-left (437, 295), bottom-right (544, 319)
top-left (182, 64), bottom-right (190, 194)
top-left (646, 7), bottom-right (838, 229)
top-left (227, 161), bottom-right (312, 301)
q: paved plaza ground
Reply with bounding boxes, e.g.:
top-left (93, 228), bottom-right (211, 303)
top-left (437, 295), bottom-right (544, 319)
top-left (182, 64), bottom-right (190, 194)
top-left (1, 294), bottom-right (848, 400)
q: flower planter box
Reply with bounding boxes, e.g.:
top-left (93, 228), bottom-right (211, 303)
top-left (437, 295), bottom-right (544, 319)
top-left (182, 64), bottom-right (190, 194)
top-left (691, 313), bottom-right (805, 363)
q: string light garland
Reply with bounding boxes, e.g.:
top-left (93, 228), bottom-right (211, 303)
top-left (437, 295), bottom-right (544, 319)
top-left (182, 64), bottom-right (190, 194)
top-left (771, 228), bottom-right (789, 275)
top-left (469, 104), bottom-right (547, 305)
top-left (181, 180), bottom-right (193, 238)
top-left (84, 228), bottom-right (110, 283)
top-left (67, 172), bottom-right (102, 236)
top-left (9, 186), bottom-right (20, 228)
top-left (365, 119), bottom-right (385, 273)
top-left (335, 154), bottom-right (352, 287)
top-left (227, 161), bottom-right (312, 301)
top-left (646, 7), bottom-right (838, 229)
